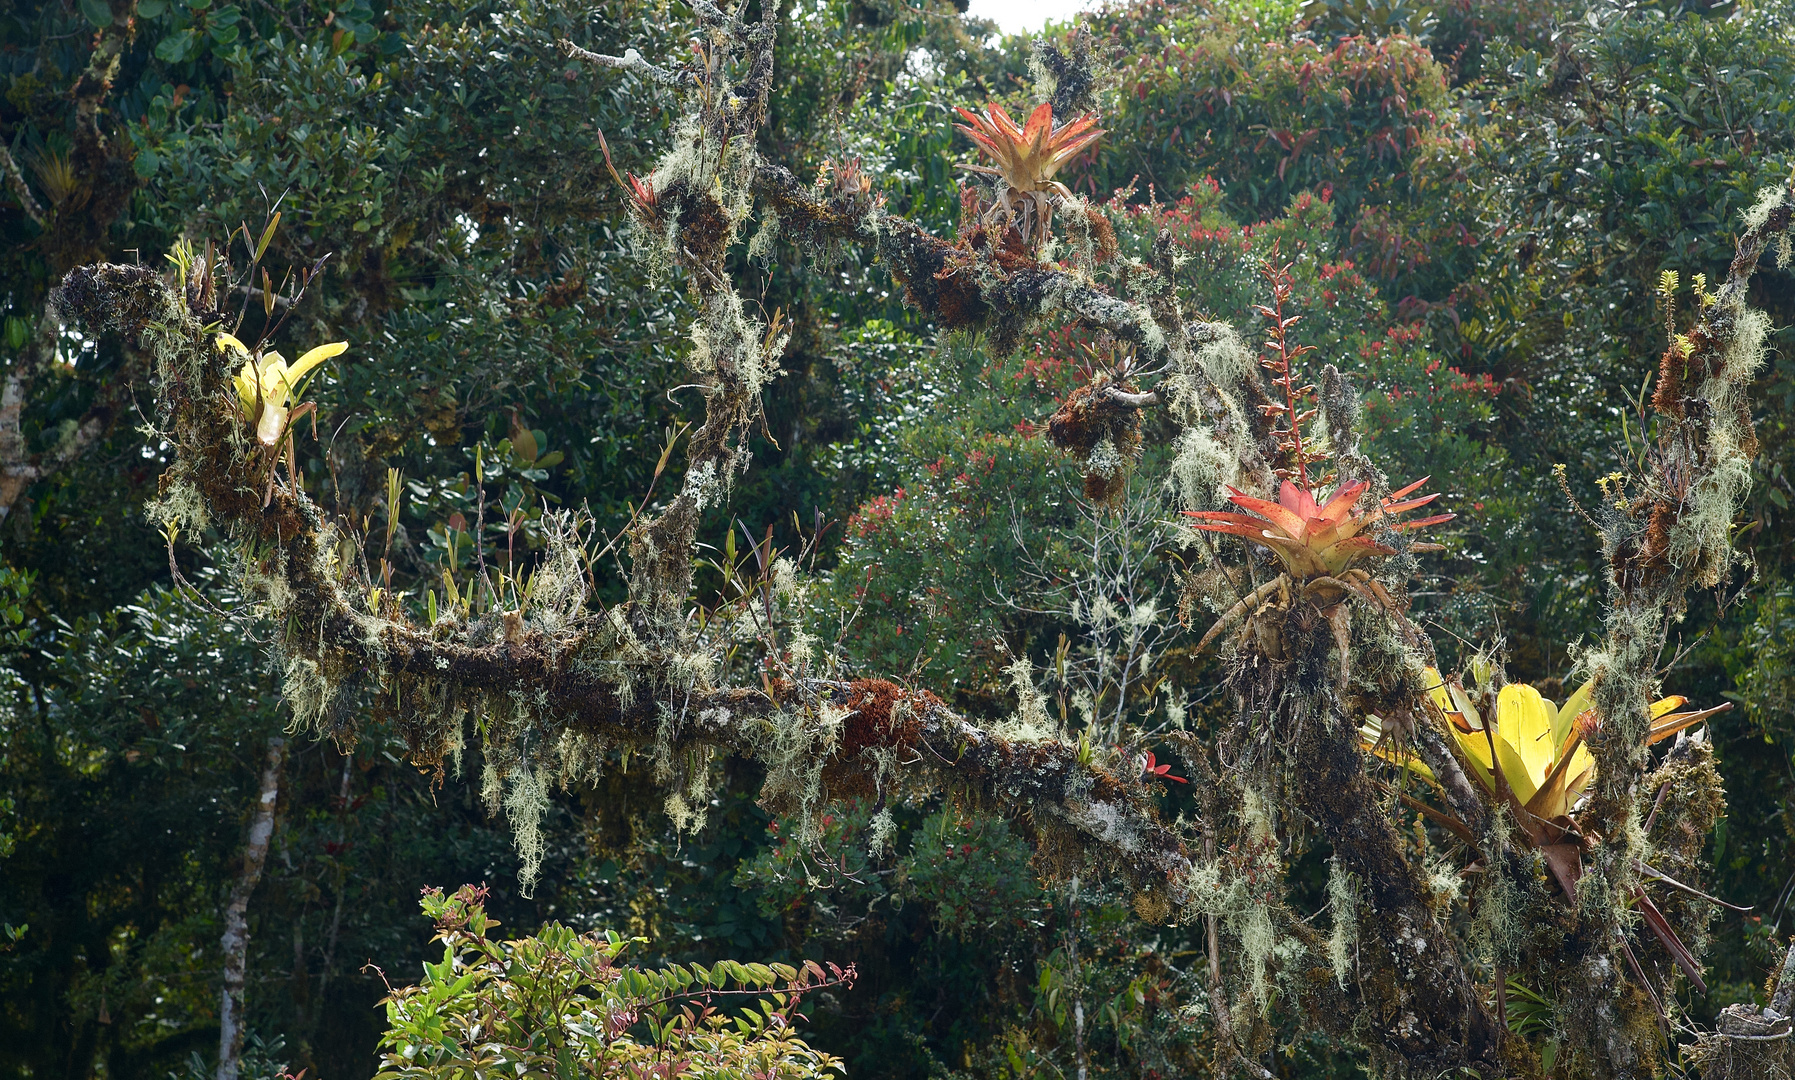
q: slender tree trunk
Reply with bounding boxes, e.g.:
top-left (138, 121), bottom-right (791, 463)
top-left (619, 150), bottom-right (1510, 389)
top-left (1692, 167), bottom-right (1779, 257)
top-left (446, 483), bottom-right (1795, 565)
top-left (309, 752), bottom-right (354, 1028)
top-left (218, 736), bottom-right (286, 1080)
top-left (1065, 879), bottom-right (1088, 1080)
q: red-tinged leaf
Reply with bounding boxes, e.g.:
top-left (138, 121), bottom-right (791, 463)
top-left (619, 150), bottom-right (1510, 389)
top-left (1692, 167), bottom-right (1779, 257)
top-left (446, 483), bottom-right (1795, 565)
top-left (987, 103), bottom-right (1025, 141)
top-left (1633, 887), bottom-right (1707, 993)
top-left (1317, 480), bottom-right (1368, 522)
top-left (1387, 475), bottom-right (1431, 501)
top-left (1328, 535), bottom-right (1396, 556)
top-left (1538, 842), bottom-right (1584, 901)
top-left (1184, 510), bottom-right (1274, 528)
top-left (1278, 480), bottom-right (1321, 520)
top-left (1186, 521), bottom-right (1277, 542)
top-left (1382, 492), bottom-right (1442, 514)
top-left (1223, 492), bottom-right (1307, 537)
top-left (1392, 513), bottom-right (1455, 531)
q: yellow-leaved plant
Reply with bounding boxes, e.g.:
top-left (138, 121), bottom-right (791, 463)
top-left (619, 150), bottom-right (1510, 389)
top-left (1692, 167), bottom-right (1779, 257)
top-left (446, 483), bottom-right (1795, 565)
top-left (1362, 667), bottom-right (1733, 991)
top-left (219, 332), bottom-right (345, 446)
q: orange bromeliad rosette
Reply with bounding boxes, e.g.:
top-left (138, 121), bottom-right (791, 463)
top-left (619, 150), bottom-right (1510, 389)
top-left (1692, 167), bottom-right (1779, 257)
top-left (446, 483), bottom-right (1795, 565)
top-left (1178, 256), bottom-right (1454, 657)
top-left (1186, 476), bottom-right (1453, 579)
top-left (953, 102), bottom-right (1103, 243)
top-left (1184, 476), bottom-right (1453, 654)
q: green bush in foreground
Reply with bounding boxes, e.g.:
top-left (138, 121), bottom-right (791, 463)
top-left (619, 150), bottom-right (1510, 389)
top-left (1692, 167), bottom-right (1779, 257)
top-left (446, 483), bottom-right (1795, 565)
top-left (373, 885), bottom-right (854, 1080)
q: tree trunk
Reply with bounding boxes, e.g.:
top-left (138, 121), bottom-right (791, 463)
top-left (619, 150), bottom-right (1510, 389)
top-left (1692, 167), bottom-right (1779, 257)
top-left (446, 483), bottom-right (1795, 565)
top-left (218, 736), bottom-right (286, 1080)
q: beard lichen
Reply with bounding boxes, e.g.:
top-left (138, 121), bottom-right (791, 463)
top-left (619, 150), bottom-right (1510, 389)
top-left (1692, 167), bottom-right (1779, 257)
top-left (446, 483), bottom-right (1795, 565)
top-left (1327, 857), bottom-right (1359, 988)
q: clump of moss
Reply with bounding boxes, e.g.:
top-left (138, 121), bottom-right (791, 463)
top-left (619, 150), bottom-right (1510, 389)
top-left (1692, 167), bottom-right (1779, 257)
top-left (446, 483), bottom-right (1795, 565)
top-left (1046, 377), bottom-right (1145, 503)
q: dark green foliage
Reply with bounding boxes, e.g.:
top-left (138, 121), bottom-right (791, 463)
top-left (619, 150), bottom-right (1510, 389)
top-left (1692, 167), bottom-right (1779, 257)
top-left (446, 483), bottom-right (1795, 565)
top-left (0, 577), bottom-right (613, 1077)
top-left (4, 0), bottom-right (1795, 1076)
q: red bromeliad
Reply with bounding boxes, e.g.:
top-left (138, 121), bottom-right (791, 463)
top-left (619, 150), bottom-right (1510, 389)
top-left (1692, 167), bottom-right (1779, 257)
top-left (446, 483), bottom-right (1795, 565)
top-left (1182, 256), bottom-right (1454, 657)
top-left (954, 102), bottom-right (1103, 244)
top-left (1185, 476), bottom-right (1453, 580)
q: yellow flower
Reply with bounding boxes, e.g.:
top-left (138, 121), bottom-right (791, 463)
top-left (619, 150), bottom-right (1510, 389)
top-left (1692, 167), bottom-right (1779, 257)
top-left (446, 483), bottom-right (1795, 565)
top-left (218, 333), bottom-right (346, 446)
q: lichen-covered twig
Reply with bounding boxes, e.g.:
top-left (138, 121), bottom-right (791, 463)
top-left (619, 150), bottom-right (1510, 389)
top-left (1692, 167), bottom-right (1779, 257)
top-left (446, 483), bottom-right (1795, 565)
top-left (561, 41), bottom-right (699, 87)
top-left (0, 142), bottom-right (45, 227)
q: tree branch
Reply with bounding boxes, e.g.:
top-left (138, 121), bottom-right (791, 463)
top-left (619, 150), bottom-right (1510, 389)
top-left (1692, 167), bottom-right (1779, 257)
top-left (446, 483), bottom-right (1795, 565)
top-left (560, 40), bottom-right (698, 87)
top-left (0, 142), bottom-right (45, 227)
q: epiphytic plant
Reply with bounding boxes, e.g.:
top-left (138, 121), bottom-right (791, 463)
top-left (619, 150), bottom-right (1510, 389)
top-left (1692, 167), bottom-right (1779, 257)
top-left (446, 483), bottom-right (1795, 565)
top-left (1182, 260), bottom-right (1450, 656)
top-left (219, 332), bottom-right (346, 504)
top-left (1366, 669), bottom-right (1725, 868)
top-left (1188, 479), bottom-right (1447, 610)
top-left (954, 102), bottom-right (1103, 245)
top-left (1363, 665), bottom-right (1739, 996)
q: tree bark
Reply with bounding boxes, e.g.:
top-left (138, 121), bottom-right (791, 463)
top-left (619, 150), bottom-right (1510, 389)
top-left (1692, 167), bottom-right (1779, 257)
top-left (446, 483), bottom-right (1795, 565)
top-left (218, 736), bottom-right (286, 1080)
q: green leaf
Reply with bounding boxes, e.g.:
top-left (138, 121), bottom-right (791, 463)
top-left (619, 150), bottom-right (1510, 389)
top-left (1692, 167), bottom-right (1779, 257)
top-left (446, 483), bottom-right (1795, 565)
top-left (79, 0), bottom-right (112, 28)
top-left (133, 149), bottom-right (161, 179)
top-left (153, 29), bottom-right (196, 63)
top-left (137, 0), bottom-right (167, 16)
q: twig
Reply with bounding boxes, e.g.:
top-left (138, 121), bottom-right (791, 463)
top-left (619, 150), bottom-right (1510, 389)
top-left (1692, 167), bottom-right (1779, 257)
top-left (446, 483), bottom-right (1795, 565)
top-left (559, 40), bottom-right (697, 86)
top-left (1772, 938), bottom-right (1795, 1017)
top-left (0, 142), bottom-right (45, 227)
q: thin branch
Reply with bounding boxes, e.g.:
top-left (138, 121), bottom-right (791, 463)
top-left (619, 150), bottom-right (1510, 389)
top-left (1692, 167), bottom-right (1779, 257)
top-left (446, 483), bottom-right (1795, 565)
top-left (0, 142), bottom-right (45, 227)
top-left (560, 40), bottom-right (698, 87)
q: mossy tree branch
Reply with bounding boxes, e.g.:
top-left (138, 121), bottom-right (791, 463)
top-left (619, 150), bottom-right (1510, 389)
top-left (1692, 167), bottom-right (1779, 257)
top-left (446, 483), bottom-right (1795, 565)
top-left (50, 0), bottom-right (1484, 1068)
top-left (1564, 179), bottom-right (1795, 1073)
top-left (51, 1), bottom-right (1795, 1074)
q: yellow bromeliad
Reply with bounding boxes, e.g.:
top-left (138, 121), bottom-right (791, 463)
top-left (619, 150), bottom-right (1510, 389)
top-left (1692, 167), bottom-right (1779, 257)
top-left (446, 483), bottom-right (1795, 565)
top-left (218, 333), bottom-right (346, 446)
top-left (1364, 668), bottom-right (1734, 989)
top-left (1364, 668), bottom-right (1726, 834)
